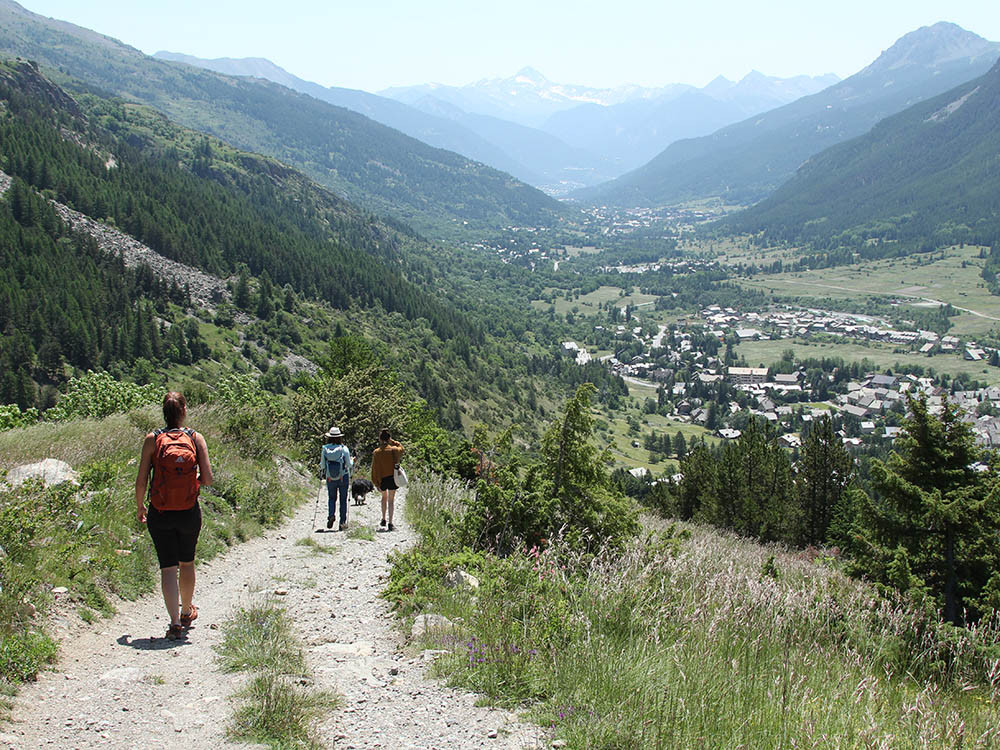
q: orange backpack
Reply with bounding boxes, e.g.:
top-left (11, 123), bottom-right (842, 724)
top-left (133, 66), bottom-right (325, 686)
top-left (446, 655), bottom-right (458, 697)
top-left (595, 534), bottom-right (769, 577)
top-left (149, 428), bottom-right (200, 511)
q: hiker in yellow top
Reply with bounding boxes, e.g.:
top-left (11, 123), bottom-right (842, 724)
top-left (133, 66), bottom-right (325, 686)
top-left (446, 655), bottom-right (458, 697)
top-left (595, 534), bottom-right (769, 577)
top-left (371, 428), bottom-right (404, 531)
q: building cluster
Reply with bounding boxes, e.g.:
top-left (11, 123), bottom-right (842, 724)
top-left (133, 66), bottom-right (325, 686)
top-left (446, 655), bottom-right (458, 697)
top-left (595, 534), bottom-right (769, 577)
top-left (578, 204), bottom-right (721, 237)
top-left (566, 299), bottom-right (1000, 456)
top-left (700, 303), bottom-right (1000, 366)
top-left (560, 341), bottom-right (593, 366)
top-left (700, 305), bottom-right (980, 353)
top-left (600, 258), bottom-right (718, 275)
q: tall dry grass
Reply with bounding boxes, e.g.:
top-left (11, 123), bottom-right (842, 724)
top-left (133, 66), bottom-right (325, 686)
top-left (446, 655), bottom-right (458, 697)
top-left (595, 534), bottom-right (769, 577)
top-left (400, 474), bottom-right (1000, 748)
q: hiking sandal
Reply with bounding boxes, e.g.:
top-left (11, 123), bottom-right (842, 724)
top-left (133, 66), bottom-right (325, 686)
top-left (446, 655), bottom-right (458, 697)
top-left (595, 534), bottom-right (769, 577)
top-left (165, 623), bottom-right (185, 641)
top-left (180, 604), bottom-right (198, 628)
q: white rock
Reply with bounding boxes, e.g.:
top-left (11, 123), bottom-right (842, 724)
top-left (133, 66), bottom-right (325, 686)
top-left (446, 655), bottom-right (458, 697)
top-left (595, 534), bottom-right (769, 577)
top-left (98, 667), bottom-right (145, 684)
top-left (6, 459), bottom-right (80, 488)
top-left (444, 569), bottom-right (480, 590)
top-left (410, 613), bottom-right (454, 640)
top-left (420, 649), bottom-right (451, 662)
top-left (51, 587), bottom-right (69, 595)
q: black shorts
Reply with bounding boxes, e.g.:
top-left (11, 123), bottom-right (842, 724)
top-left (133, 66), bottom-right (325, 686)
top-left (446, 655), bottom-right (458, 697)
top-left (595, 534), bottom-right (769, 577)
top-left (379, 475), bottom-right (398, 491)
top-left (146, 503), bottom-right (202, 569)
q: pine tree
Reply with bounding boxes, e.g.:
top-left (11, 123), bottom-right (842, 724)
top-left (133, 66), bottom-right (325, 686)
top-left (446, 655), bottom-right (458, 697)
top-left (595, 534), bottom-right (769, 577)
top-left (677, 443), bottom-right (716, 520)
top-left (234, 269), bottom-right (251, 311)
top-left (795, 415), bottom-right (854, 546)
top-left (674, 431), bottom-right (687, 459)
top-left (539, 383), bottom-right (638, 549)
top-left (710, 417), bottom-right (796, 542)
top-left (852, 397), bottom-right (1000, 624)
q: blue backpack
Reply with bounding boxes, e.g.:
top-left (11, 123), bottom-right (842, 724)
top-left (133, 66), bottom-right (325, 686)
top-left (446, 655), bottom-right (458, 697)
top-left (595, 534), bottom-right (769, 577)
top-left (323, 444), bottom-right (348, 480)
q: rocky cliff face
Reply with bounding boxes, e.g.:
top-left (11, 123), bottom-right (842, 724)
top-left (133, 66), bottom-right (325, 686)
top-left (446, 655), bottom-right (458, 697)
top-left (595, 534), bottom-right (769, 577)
top-left (0, 58), bottom-right (83, 118)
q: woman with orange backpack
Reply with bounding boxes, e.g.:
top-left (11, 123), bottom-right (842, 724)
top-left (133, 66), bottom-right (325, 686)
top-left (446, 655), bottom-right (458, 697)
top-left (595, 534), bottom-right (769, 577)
top-left (135, 392), bottom-right (213, 641)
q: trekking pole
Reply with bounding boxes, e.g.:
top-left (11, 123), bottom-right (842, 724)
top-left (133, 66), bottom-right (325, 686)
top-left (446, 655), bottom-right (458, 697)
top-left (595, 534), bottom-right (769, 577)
top-left (311, 481), bottom-right (323, 531)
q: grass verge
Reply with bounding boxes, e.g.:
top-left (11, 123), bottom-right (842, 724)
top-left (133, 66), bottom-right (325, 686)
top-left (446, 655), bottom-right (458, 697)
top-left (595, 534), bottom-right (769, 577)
top-left (387, 475), bottom-right (1000, 748)
top-left (217, 602), bottom-right (338, 748)
top-left (346, 525), bottom-right (375, 541)
top-left (0, 404), bottom-right (312, 690)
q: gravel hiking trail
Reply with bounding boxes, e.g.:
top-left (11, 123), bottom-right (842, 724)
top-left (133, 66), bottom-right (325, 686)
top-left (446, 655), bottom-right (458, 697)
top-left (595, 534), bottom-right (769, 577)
top-left (2, 487), bottom-right (543, 749)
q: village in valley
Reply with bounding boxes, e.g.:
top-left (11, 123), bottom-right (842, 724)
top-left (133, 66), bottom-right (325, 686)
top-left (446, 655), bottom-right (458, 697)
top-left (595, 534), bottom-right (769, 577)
top-left (561, 298), bottom-right (1000, 473)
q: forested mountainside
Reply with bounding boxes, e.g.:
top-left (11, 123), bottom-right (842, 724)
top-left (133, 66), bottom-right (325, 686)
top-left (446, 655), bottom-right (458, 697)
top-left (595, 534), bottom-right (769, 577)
top-left (0, 60), bottom-right (625, 433)
top-left (0, 61), bottom-right (464, 334)
top-left (0, 60), bottom-right (467, 401)
top-left (577, 23), bottom-right (1000, 208)
top-left (723, 59), bottom-right (1000, 269)
top-left (0, 0), bottom-right (569, 237)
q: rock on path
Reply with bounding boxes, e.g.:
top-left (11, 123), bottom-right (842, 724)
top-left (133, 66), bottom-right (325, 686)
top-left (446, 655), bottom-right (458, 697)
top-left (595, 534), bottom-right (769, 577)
top-left (3, 487), bottom-right (543, 749)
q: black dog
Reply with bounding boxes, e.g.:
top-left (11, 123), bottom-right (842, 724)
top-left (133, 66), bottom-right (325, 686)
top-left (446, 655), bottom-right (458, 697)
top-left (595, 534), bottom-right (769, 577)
top-left (351, 477), bottom-right (374, 505)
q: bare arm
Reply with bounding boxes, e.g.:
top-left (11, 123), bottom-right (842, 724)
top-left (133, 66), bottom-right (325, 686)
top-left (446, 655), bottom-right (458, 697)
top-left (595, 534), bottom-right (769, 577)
top-left (134, 433), bottom-right (155, 523)
top-left (195, 432), bottom-right (213, 486)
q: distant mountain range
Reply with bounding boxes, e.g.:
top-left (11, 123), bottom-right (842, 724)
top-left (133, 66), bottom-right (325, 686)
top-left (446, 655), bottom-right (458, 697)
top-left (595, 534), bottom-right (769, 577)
top-left (382, 67), bottom-right (838, 185)
top-left (726, 56), bottom-right (1000, 254)
top-left (154, 54), bottom-right (837, 193)
top-left (0, 0), bottom-right (566, 236)
top-left (540, 70), bottom-right (839, 173)
top-left (578, 22), bottom-right (1000, 208)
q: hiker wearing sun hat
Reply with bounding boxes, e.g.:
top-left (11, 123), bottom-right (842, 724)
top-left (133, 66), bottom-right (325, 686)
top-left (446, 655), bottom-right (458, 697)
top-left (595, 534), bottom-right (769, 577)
top-left (320, 426), bottom-right (353, 531)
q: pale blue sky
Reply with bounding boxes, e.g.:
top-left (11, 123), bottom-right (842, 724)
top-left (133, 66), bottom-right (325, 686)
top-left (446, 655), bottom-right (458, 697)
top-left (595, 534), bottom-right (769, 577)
top-left (16, 0), bottom-right (1000, 91)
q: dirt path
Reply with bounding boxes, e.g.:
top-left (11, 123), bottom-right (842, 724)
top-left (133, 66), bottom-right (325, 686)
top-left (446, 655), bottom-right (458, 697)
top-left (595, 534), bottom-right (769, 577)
top-left (1, 489), bottom-right (543, 749)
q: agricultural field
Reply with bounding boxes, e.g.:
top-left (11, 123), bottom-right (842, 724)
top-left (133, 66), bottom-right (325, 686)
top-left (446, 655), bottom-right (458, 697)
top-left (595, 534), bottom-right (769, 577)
top-left (561, 244), bottom-right (601, 258)
top-left (738, 244), bottom-right (1000, 338)
top-left (531, 285), bottom-right (659, 316)
top-left (598, 379), bottom-right (718, 473)
top-left (736, 337), bottom-right (1000, 385)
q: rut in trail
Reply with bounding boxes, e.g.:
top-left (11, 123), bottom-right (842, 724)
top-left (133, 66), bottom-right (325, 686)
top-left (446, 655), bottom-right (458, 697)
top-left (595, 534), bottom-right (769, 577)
top-left (2, 488), bottom-right (543, 749)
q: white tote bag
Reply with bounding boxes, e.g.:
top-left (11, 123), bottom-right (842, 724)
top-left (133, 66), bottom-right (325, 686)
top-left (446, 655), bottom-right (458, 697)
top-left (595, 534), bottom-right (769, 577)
top-left (393, 463), bottom-right (408, 488)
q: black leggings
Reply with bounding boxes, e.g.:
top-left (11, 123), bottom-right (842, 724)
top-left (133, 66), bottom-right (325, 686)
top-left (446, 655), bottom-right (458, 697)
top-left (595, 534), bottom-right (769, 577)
top-left (146, 503), bottom-right (202, 569)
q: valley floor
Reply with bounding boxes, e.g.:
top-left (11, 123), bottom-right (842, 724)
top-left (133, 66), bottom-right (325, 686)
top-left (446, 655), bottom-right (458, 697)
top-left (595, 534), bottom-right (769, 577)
top-left (0, 490), bottom-right (541, 749)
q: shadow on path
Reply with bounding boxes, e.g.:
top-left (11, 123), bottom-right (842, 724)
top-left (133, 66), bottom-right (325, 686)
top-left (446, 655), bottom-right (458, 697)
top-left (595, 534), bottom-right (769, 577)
top-left (116, 634), bottom-right (190, 651)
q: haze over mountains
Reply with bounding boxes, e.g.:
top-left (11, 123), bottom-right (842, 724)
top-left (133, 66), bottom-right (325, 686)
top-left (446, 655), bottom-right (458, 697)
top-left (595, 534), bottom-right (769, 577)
top-left (154, 53), bottom-right (837, 193)
top-left (4, 0), bottom-right (999, 252)
top-left (0, 0), bottom-right (566, 237)
top-left (580, 22), bottom-right (1000, 208)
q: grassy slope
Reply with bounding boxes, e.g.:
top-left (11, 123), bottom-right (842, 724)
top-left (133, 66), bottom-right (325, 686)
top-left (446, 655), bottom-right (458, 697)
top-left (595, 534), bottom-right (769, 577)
top-left (394, 475), bottom-right (1000, 748)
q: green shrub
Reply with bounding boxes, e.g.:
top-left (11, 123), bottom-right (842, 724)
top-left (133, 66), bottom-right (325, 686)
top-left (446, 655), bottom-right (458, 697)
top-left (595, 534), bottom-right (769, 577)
top-left (47, 372), bottom-right (161, 422)
top-left (223, 409), bottom-right (276, 462)
top-left (0, 404), bottom-right (39, 431)
top-left (383, 547), bottom-right (486, 616)
top-left (0, 631), bottom-right (57, 683)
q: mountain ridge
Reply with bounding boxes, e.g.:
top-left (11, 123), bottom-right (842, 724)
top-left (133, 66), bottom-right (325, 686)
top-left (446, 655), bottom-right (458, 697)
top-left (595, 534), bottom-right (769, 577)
top-left (723, 56), bottom-right (1000, 258)
top-left (576, 22), bottom-right (1000, 208)
top-left (0, 0), bottom-right (567, 236)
